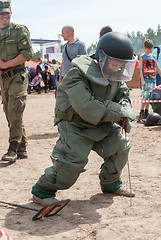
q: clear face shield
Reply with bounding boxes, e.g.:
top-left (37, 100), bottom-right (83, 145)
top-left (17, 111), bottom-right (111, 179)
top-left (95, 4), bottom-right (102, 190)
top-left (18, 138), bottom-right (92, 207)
top-left (98, 49), bottom-right (136, 82)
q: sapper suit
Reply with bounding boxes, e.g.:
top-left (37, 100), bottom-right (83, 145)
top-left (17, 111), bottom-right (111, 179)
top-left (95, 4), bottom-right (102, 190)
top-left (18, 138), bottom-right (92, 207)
top-left (32, 55), bottom-right (136, 197)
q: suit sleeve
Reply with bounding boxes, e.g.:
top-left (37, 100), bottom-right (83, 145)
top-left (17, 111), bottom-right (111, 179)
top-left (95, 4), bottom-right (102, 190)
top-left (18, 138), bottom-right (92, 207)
top-left (62, 68), bottom-right (122, 125)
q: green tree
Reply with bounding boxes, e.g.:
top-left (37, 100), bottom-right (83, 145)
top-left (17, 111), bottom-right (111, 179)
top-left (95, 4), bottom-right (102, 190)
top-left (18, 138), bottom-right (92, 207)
top-left (156, 24), bottom-right (161, 45)
top-left (32, 50), bottom-right (41, 62)
top-left (127, 31), bottom-right (144, 54)
top-left (145, 27), bottom-right (156, 44)
top-left (87, 42), bottom-right (97, 55)
top-left (88, 26), bottom-right (161, 57)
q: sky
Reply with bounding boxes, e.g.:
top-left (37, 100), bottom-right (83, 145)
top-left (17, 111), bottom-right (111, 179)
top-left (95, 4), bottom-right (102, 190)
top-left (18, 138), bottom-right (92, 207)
top-left (11, 0), bottom-right (161, 53)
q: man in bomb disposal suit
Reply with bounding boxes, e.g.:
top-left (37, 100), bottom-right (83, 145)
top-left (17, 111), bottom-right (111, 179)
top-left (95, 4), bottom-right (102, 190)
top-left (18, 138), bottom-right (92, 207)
top-left (0, 0), bottom-right (33, 162)
top-left (32, 32), bottom-right (136, 205)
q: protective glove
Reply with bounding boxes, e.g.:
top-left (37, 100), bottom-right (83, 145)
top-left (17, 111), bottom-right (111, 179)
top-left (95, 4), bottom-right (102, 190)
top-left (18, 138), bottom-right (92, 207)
top-left (120, 107), bottom-right (136, 121)
top-left (124, 119), bottom-right (132, 133)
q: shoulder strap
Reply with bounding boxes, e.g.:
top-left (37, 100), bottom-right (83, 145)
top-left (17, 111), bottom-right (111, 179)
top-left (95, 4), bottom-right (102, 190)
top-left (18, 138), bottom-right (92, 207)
top-left (157, 47), bottom-right (160, 59)
top-left (65, 44), bottom-right (72, 62)
top-left (89, 54), bottom-right (96, 60)
top-left (154, 46), bottom-right (160, 59)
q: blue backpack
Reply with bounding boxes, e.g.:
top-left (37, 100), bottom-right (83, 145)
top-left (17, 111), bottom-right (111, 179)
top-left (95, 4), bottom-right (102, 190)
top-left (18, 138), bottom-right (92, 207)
top-left (152, 46), bottom-right (161, 68)
top-left (150, 92), bottom-right (161, 100)
top-left (55, 68), bottom-right (60, 75)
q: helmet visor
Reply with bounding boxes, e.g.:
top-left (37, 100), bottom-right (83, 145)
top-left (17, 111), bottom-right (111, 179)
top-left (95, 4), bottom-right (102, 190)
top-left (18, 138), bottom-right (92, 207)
top-left (99, 49), bottom-right (136, 82)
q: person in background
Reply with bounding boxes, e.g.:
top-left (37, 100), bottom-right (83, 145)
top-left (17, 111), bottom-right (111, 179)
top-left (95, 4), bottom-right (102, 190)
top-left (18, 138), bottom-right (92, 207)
top-left (36, 58), bottom-right (43, 74)
top-left (0, 0), bottom-right (33, 162)
top-left (99, 25), bottom-right (113, 38)
top-left (59, 25), bottom-right (87, 83)
top-left (51, 59), bottom-right (58, 92)
top-left (57, 61), bottom-right (61, 81)
top-left (134, 53), bottom-right (140, 68)
top-left (139, 39), bottom-right (161, 120)
top-left (42, 59), bottom-right (49, 93)
top-left (90, 25), bottom-right (113, 59)
top-left (33, 64), bottom-right (42, 94)
top-left (48, 60), bottom-right (52, 67)
top-left (34, 59), bottom-right (44, 94)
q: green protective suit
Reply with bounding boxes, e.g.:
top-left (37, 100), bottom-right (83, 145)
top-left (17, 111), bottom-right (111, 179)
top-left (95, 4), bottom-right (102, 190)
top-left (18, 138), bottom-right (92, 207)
top-left (32, 55), bottom-right (136, 197)
top-left (0, 22), bottom-right (33, 144)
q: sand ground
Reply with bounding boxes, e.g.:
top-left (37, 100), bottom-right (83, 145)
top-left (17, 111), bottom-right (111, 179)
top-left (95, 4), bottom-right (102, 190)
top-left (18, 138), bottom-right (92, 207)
top-left (0, 88), bottom-right (161, 240)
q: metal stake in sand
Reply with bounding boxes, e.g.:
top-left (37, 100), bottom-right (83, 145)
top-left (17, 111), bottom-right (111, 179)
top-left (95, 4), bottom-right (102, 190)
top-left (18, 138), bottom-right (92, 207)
top-left (121, 119), bottom-right (133, 207)
top-left (0, 199), bottom-right (70, 220)
top-left (126, 156), bottom-right (133, 207)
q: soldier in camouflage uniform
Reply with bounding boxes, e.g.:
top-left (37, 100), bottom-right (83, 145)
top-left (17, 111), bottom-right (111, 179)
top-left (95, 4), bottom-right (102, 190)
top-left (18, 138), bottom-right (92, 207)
top-left (32, 32), bottom-right (136, 206)
top-left (0, 0), bottom-right (33, 162)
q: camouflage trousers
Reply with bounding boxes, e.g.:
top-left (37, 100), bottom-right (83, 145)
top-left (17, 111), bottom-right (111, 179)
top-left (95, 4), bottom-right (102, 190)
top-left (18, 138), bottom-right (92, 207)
top-left (1, 71), bottom-right (28, 144)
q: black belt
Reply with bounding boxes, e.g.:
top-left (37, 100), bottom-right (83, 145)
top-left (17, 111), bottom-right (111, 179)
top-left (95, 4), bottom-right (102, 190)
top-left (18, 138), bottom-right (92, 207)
top-left (2, 68), bottom-right (25, 78)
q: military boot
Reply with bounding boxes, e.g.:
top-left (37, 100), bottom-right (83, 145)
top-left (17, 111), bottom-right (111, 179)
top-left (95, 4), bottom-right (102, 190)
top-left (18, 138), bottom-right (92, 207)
top-left (113, 186), bottom-right (135, 197)
top-left (139, 109), bottom-right (146, 119)
top-left (144, 109), bottom-right (149, 118)
top-left (1, 141), bottom-right (18, 162)
top-left (17, 143), bottom-right (28, 159)
top-left (32, 195), bottom-right (58, 206)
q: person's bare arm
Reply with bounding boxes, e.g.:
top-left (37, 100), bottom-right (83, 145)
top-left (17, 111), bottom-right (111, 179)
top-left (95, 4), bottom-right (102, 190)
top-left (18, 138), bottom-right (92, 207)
top-left (0, 54), bottom-right (27, 69)
top-left (139, 56), bottom-right (145, 86)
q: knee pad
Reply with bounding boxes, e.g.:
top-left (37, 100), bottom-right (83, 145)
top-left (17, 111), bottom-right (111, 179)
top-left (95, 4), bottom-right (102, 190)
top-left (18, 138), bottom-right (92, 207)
top-left (39, 161), bottom-right (81, 191)
top-left (99, 147), bottom-right (130, 185)
top-left (53, 163), bottom-right (80, 189)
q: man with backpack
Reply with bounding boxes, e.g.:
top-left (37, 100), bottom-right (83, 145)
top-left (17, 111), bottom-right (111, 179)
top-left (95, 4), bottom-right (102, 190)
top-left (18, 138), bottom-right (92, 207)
top-left (59, 25), bottom-right (87, 83)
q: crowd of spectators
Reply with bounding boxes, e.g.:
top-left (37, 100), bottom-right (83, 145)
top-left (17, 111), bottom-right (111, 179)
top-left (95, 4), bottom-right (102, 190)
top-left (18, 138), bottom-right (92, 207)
top-left (27, 58), bottom-right (61, 95)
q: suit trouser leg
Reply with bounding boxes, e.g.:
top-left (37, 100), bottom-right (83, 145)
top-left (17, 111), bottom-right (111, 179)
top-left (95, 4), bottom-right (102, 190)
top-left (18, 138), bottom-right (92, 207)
top-left (93, 126), bottom-right (131, 193)
top-left (32, 121), bottom-right (95, 197)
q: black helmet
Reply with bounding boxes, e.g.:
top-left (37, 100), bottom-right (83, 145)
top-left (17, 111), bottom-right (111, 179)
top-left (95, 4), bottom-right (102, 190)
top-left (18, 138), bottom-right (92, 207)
top-left (95, 32), bottom-right (133, 61)
top-left (144, 113), bottom-right (161, 126)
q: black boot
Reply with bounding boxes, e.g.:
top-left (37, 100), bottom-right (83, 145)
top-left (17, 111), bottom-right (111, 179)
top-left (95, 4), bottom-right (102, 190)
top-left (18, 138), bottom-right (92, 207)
top-left (139, 110), bottom-right (146, 119)
top-left (1, 141), bottom-right (18, 162)
top-left (17, 143), bottom-right (28, 159)
top-left (145, 109), bottom-right (149, 118)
